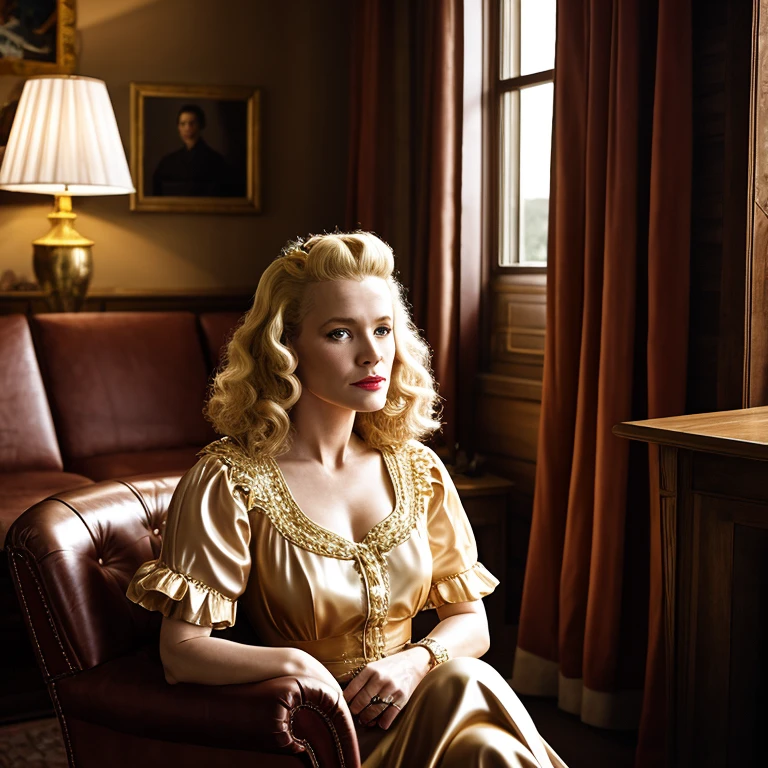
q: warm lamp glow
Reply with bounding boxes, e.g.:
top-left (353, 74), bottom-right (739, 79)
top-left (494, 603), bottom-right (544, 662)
top-left (0, 75), bottom-right (134, 196)
top-left (0, 75), bottom-right (134, 312)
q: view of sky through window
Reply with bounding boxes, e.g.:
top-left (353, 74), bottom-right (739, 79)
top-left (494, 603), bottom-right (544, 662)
top-left (499, 0), bottom-right (555, 265)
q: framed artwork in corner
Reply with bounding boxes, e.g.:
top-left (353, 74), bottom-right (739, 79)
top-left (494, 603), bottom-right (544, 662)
top-left (0, 0), bottom-right (77, 75)
top-left (130, 83), bottom-right (261, 215)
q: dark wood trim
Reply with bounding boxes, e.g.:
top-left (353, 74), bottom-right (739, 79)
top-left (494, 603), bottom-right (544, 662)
top-left (614, 405), bottom-right (768, 461)
top-left (483, 0), bottom-right (502, 301)
top-left (745, 0), bottom-right (768, 405)
top-left (0, 288), bottom-right (255, 316)
top-left (496, 264), bottom-right (548, 275)
top-left (499, 69), bottom-right (555, 91)
top-left (716, 0), bottom-right (752, 410)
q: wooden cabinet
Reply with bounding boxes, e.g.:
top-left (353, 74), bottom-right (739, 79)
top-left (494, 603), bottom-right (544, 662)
top-left (615, 408), bottom-right (768, 767)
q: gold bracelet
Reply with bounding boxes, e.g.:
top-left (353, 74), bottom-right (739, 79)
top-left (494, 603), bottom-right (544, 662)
top-left (405, 637), bottom-right (449, 670)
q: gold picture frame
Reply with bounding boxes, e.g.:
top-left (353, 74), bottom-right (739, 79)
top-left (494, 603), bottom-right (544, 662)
top-left (0, 0), bottom-right (77, 75)
top-left (130, 83), bottom-right (261, 214)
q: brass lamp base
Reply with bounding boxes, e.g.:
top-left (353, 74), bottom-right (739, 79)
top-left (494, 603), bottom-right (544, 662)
top-left (33, 194), bottom-right (94, 313)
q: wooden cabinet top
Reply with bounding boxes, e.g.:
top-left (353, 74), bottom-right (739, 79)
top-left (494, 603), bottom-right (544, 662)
top-left (614, 406), bottom-right (768, 461)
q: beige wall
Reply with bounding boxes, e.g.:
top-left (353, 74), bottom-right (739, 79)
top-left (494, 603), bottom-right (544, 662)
top-left (0, 0), bottom-right (352, 290)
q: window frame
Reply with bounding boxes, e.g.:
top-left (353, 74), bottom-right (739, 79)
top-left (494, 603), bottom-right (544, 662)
top-left (485, 0), bottom-right (554, 275)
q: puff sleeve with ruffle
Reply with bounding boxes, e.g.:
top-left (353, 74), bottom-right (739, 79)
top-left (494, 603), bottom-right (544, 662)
top-left (418, 444), bottom-right (499, 609)
top-left (126, 454), bottom-right (251, 629)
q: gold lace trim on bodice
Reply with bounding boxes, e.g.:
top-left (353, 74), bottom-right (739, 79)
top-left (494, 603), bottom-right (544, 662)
top-left (198, 437), bottom-right (436, 661)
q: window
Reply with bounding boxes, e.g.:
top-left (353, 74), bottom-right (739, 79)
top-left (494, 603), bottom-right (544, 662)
top-left (496, 0), bottom-right (555, 267)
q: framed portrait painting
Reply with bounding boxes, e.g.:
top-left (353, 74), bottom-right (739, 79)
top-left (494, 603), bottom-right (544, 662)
top-left (130, 83), bottom-right (261, 214)
top-left (0, 0), bottom-right (77, 75)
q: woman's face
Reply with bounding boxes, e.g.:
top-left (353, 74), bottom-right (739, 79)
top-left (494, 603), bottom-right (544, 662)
top-left (290, 277), bottom-right (396, 413)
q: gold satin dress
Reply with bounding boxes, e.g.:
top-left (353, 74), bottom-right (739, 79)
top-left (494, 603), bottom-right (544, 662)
top-left (127, 438), bottom-right (567, 768)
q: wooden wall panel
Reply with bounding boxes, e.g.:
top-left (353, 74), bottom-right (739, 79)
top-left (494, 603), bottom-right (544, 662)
top-left (476, 272), bottom-right (545, 621)
top-left (479, 273), bottom-right (545, 497)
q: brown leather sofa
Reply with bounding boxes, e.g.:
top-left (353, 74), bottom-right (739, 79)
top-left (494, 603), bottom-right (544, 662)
top-left (0, 310), bottom-right (243, 547)
top-left (5, 476), bottom-right (360, 767)
top-left (0, 315), bottom-right (93, 547)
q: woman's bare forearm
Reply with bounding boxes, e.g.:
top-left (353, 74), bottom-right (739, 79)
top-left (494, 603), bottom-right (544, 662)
top-left (428, 611), bottom-right (490, 659)
top-left (162, 634), bottom-right (298, 685)
top-left (159, 617), bottom-right (341, 691)
top-left (410, 600), bottom-right (491, 667)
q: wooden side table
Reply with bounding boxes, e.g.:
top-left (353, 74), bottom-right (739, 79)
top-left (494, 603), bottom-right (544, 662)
top-left (615, 407), bottom-right (768, 768)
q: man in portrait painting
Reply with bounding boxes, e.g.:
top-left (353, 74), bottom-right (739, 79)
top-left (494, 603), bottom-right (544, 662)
top-left (0, 0), bottom-right (56, 62)
top-left (152, 103), bottom-right (238, 197)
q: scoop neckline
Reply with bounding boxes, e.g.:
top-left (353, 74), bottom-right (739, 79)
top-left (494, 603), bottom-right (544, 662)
top-left (267, 448), bottom-right (401, 548)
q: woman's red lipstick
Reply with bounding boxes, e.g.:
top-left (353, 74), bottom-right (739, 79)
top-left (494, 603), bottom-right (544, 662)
top-left (352, 375), bottom-right (386, 391)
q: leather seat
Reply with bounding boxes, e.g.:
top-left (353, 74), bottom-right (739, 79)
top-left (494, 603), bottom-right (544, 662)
top-left (5, 475), bottom-right (360, 768)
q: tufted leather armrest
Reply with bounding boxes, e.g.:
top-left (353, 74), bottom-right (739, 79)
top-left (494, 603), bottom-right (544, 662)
top-left (6, 474), bottom-right (361, 767)
top-left (56, 648), bottom-right (358, 762)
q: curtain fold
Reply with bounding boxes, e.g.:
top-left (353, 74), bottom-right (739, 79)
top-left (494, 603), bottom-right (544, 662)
top-left (512, 1), bottom-right (691, 765)
top-left (346, 0), bottom-right (467, 454)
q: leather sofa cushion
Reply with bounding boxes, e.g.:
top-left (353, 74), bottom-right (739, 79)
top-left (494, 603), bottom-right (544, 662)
top-left (68, 447), bottom-right (203, 482)
top-left (0, 315), bottom-right (63, 472)
top-left (34, 312), bottom-right (215, 461)
top-left (0, 471), bottom-right (92, 547)
top-left (199, 311), bottom-right (244, 368)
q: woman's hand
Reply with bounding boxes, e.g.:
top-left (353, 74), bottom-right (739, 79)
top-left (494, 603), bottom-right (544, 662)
top-left (343, 647), bottom-right (432, 730)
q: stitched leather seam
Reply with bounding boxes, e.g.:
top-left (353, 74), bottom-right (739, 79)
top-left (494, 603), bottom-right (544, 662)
top-left (23, 551), bottom-right (76, 672)
top-left (289, 702), bottom-right (346, 768)
top-left (304, 742), bottom-right (318, 768)
top-left (13, 548), bottom-right (76, 673)
top-left (8, 549), bottom-right (50, 680)
top-left (120, 479), bottom-right (153, 529)
top-left (47, 496), bottom-right (102, 562)
top-left (50, 681), bottom-right (75, 766)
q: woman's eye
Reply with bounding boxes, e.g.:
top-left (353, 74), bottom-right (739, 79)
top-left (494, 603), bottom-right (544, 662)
top-left (374, 326), bottom-right (392, 337)
top-left (327, 328), bottom-right (350, 340)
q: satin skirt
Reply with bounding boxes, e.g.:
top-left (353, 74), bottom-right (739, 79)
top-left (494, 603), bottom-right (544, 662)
top-left (355, 658), bottom-right (568, 768)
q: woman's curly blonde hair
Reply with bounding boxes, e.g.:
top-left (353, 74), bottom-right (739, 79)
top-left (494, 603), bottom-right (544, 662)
top-left (205, 231), bottom-right (441, 457)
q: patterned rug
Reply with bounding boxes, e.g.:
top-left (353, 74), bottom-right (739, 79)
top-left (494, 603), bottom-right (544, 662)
top-left (0, 718), bottom-right (67, 767)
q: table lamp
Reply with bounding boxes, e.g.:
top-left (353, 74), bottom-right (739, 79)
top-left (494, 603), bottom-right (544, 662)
top-left (0, 75), bottom-right (134, 311)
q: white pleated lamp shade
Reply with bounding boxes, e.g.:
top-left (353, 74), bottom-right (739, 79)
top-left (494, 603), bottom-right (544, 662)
top-left (0, 75), bottom-right (135, 196)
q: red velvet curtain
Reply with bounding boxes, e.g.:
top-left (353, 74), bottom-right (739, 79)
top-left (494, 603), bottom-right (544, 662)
top-left (511, 1), bottom-right (691, 766)
top-left (346, 0), bottom-right (466, 454)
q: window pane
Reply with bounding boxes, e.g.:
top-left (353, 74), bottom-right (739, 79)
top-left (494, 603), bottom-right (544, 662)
top-left (519, 83), bottom-right (553, 264)
top-left (520, 0), bottom-right (556, 76)
top-left (499, 90), bottom-right (520, 267)
top-left (499, 0), bottom-right (518, 79)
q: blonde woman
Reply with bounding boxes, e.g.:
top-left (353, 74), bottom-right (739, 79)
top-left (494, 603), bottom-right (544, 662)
top-left (127, 232), bottom-right (566, 768)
